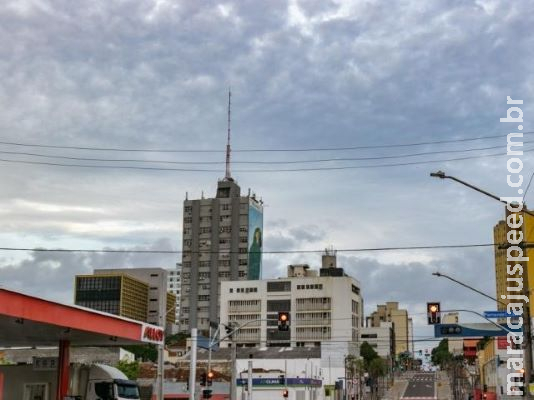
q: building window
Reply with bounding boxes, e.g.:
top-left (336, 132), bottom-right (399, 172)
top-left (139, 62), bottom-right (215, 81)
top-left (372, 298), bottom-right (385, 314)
top-left (267, 281), bottom-right (291, 292)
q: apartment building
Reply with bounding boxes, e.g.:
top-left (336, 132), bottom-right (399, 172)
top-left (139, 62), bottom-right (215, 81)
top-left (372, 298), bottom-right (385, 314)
top-left (219, 252), bottom-right (363, 348)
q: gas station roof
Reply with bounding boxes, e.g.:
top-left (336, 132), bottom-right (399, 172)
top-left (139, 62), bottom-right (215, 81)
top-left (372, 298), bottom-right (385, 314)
top-left (0, 288), bottom-right (163, 347)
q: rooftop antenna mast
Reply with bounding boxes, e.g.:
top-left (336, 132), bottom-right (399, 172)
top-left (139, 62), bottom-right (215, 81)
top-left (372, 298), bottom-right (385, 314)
top-left (225, 89), bottom-right (232, 180)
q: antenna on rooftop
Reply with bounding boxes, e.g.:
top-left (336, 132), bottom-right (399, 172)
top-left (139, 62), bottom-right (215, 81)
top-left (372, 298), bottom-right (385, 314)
top-left (225, 88), bottom-right (232, 180)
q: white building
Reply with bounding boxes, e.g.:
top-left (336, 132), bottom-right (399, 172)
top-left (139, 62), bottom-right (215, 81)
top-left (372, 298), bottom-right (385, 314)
top-left (167, 263), bottom-right (182, 324)
top-left (359, 321), bottom-right (395, 360)
top-left (220, 256), bottom-right (362, 348)
top-left (219, 252), bottom-right (363, 386)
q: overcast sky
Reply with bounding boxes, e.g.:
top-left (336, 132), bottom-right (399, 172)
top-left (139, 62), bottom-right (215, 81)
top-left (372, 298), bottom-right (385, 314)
top-left (1, 0), bottom-right (533, 349)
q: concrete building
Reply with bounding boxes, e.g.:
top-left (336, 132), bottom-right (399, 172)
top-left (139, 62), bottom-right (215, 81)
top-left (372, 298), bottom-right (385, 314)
top-left (179, 178), bottom-right (264, 333)
top-left (367, 302), bottom-right (410, 357)
top-left (74, 273), bottom-right (149, 322)
top-left (95, 268), bottom-right (176, 328)
top-left (442, 312), bottom-right (463, 356)
top-left (219, 251), bottom-right (363, 355)
top-left (75, 268), bottom-right (176, 330)
top-left (167, 263), bottom-right (182, 324)
top-left (359, 321), bottom-right (395, 360)
top-left (0, 347), bottom-right (135, 365)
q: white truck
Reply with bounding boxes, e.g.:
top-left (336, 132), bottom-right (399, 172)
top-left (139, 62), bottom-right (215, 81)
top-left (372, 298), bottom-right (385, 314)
top-left (0, 362), bottom-right (141, 400)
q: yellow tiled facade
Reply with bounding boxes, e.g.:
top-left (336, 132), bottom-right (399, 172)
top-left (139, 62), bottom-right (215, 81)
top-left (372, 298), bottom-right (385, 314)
top-left (494, 209), bottom-right (534, 312)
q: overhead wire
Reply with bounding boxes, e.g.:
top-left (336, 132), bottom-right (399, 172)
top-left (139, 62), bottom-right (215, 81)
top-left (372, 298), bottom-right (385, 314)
top-left (1, 147), bottom-right (532, 172)
top-left (0, 140), bottom-right (530, 166)
top-left (0, 132), bottom-right (530, 153)
top-left (0, 242), bottom-right (513, 254)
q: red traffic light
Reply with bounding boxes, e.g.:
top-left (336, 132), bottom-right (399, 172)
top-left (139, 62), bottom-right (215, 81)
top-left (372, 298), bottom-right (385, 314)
top-left (278, 312), bottom-right (290, 331)
top-left (282, 389), bottom-right (289, 398)
top-left (427, 302), bottom-right (441, 325)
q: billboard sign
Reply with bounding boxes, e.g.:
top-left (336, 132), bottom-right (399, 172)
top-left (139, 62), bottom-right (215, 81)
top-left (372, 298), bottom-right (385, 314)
top-left (248, 201), bottom-right (263, 280)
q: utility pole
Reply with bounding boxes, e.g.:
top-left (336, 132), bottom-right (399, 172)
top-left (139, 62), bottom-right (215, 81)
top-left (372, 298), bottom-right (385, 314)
top-left (247, 360), bottom-right (253, 400)
top-left (430, 170), bottom-right (534, 398)
top-left (189, 328), bottom-right (198, 400)
top-left (230, 337), bottom-right (237, 400)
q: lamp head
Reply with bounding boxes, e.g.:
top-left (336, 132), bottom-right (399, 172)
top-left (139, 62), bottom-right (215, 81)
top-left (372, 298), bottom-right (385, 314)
top-left (430, 170), bottom-right (446, 179)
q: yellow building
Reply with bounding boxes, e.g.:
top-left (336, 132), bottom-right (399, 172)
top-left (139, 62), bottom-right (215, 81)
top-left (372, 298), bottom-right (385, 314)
top-left (367, 302), bottom-right (410, 356)
top-left (494, 209), bottom-right (534, 311)
top-left (75, 273), bottom-right (149, 322)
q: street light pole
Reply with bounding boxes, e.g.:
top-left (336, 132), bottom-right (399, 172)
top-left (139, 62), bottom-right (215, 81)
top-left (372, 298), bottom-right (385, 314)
top-left (432, 271), bottom-right (507, 306)
top-left (431, 170), bottom-right (533, 397)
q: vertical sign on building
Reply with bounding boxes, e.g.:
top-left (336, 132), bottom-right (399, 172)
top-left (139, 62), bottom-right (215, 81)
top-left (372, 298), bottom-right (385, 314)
top-left (248, 201), bottom-right (263, 280)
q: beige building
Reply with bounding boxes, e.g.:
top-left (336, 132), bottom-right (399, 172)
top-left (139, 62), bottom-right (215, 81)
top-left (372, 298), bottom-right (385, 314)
top-left (367, 302), bottom-right (410, 356)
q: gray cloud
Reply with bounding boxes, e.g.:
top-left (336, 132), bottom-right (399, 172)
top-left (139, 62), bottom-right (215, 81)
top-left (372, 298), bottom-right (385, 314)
top-left (0, 0), bottom-right (532, 348)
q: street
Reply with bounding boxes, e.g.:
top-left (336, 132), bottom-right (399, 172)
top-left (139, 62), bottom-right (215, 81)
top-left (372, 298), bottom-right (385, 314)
top-left (401, 372), bottom-right (436, 400)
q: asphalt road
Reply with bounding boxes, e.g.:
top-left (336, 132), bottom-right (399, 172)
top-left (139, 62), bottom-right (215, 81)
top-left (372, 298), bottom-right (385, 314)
top-left (401, 372), bottom-right (436, 399)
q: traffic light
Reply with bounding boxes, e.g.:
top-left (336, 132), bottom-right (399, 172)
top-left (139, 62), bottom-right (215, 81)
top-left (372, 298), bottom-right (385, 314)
top-left (282, 389), bottom-right (289, 398)
top-left (519, 368), bottom-right (526, 396)
top-left (207, 371), bottom-right (214, 386)
top-left (225, 323), bottom-right (234, 337)
top-left (200, 372), bottom-right (207, 386)
top-left (427, 302), bottom-right (441, 324)
top-left (202, 389), bottom-right (213, 399)
top-left (278, 312), bottom-right (290, 331)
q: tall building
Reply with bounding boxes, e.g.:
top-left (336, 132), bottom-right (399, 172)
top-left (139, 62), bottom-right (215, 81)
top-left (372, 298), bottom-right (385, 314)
top-left (219, 252), bottom-right (363, 348)
top-left (74, 273), bottom-right (149, 322)
top-left (367, 302), bottom-right (409, 357)
top-left (179, 92), bottom-right (264, 333)
top-left (494, 209), bottom-right (534, 311)
top-left (179, 179), bottom-right (264, 333)
top-left (167, 263), bottom-right (182, 324)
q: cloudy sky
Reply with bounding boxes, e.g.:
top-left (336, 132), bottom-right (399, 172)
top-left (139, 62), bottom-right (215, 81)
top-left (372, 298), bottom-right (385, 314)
top-left (1, 0), bottom-right (533, 348)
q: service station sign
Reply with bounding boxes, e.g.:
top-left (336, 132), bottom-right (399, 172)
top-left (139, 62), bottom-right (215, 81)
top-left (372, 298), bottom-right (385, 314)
top-left (141, 323), bottom-right (164, 345)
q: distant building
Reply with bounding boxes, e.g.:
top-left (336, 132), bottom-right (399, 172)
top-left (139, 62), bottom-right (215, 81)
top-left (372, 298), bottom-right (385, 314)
top-left (167, 263), bottom-right (182, 324)
top-left (359, 321), bottom-right (395, 360)
top-left (219, 251), bottom-right (363, 349)
top-left (179, 179), bottom-right (264, 333)
top-left (74, 273), bottom-right (148, 322)
top-left (74, 267), bottom-right (176, 330)
top-left (367, 302), bottom-right (409, 357)
top-left (442, 312), bottom-right (463, 356)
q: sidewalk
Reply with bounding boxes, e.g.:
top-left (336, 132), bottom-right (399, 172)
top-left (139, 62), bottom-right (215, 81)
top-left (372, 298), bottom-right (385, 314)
top-left (436, 371), bottom-right (451, 400)
top-left (382, 377), bottom-right (408, 400)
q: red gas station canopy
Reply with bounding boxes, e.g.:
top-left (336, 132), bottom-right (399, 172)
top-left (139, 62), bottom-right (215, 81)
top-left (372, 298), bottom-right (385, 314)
top-left (0, 288), bottom-right (163, 347)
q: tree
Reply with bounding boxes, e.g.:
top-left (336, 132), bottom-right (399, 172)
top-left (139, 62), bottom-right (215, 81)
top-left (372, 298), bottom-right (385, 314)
top-left (368, 358), bottom-right (387, 378)
top-left (360, 341), bottom-right (379, 368)
top-left (166, 332), bottom-right (189, 346)
top-left (431, 339), bottom-right (453, 368)
top-left (123, 344), bottom-right (158, 362)
top-left (116, 359), bottom-right (140, 380)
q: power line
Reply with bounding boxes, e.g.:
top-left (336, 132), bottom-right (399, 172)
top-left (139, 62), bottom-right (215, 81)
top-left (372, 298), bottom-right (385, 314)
top-left (1, 147), bottom-right (532, 173)
top-left (0, 132), bottom-right (531, 153)
top-left (0, 140), bottom-right (529, 166)
top-left (0, 243), bottom-right (506, 254)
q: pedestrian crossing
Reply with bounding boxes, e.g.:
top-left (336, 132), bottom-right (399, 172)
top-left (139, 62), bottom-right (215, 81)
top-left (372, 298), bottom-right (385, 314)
top-left (401, 397), bottom-right (436, 400)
